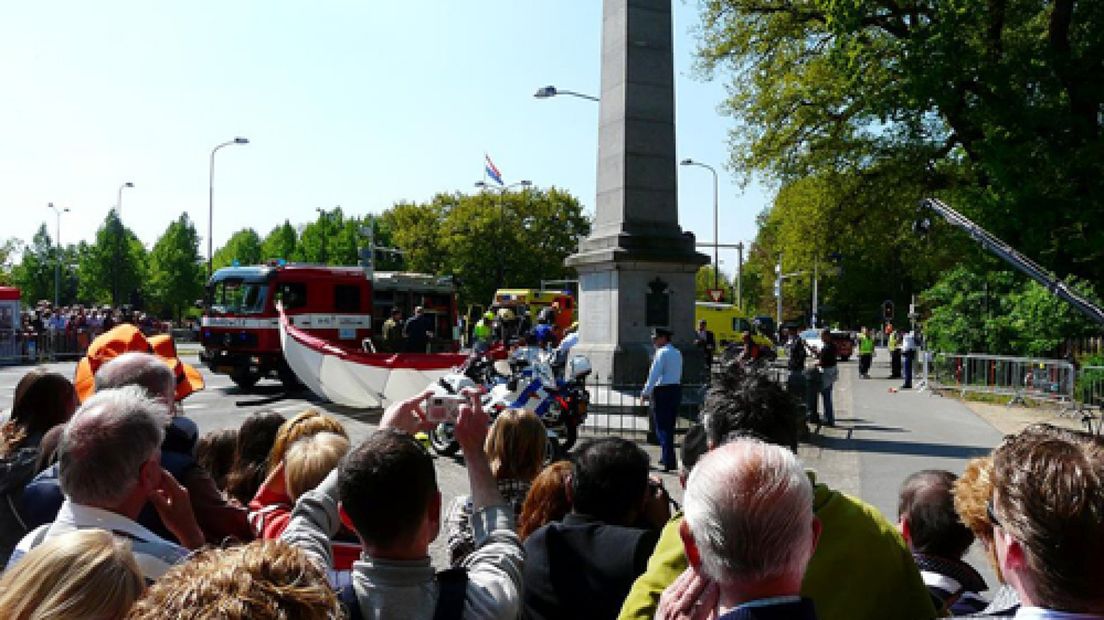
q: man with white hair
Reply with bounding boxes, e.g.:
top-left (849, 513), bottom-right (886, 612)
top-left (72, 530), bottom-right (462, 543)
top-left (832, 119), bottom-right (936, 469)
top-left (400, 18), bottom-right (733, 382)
top-left (20, 352), bottom-right (251, 544)
top-left (7, 386), bottom-right (200, 581)
top-left (674, 439), bottom-right (821, 619)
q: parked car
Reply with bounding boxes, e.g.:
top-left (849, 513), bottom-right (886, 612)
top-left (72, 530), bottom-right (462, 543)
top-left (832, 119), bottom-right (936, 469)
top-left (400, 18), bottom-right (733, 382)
top-left (797, 328), bottom-right (854, 361)
top-left (830, 330), bottom-right (854, 361)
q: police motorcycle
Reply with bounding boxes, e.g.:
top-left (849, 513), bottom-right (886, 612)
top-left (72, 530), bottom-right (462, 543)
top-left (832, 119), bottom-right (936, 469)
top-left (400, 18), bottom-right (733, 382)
top-left (426, 341), bottom-right (591, 462)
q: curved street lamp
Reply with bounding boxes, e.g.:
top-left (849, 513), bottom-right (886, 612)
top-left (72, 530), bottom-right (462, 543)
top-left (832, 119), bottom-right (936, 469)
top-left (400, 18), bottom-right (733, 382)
top-left (116, 181), bottom-right (134, 216)
top-left (533, 85), bottom-right (599, 102)
top-left (208, 137), bottom-right (249, 278)
top-left (680, 158), bottom-right (721, 291)
top-left (474, 180), bottom-right (533, 192)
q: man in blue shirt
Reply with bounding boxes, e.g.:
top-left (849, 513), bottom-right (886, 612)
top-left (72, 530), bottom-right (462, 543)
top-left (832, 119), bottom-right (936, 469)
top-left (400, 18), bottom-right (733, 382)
top-left (641, 327), bottom-right (682, 472)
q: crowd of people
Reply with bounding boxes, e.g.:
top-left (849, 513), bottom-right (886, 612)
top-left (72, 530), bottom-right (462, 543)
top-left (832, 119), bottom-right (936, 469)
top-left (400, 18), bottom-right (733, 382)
top-left (0, 299), bottom-right (172, 362)
top-left (0, 322), bottom-right (1101, 619)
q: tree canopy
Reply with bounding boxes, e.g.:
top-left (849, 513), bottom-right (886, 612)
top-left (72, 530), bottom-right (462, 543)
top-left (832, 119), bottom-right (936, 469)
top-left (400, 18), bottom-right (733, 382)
top-left (76, 210), bottom-right (148, 307)
top-left (698, 0), bottom-right (1104, 346)
top-left (380, 187), bottom-right (590, 305)
top-left (147, 214), bottom-right (204, 321)
top-left (212, 228), bottom-right (262, 270)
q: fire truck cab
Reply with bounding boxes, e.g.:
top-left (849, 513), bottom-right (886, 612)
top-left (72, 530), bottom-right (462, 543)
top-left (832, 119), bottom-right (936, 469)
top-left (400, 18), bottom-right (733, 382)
top-left (200, 263), bottom-right (373, 389)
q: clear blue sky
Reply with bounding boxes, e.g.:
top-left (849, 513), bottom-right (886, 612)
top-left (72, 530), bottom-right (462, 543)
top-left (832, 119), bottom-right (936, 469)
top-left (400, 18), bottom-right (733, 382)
top-left (0, 1), bottom-right (768, 280)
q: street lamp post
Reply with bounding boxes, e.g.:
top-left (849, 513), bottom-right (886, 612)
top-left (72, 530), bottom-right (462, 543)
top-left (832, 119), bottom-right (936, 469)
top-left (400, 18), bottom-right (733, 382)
top-left (46, 202), bottom-right (69, 308)
top-left (533, 85), bottom-right (599, 102)
top-left (680, 159), bottom-right (720, 291)
top-left (208, 137), bottom-right (249, 278)
top-left (474, 180), bottom-right (533, 289)
top-left (116, 181), bottom-right (134, 215)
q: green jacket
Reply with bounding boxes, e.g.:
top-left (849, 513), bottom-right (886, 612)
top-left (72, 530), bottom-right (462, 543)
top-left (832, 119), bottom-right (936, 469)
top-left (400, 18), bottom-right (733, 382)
top-left (617, 472), bottom-right (936, 620)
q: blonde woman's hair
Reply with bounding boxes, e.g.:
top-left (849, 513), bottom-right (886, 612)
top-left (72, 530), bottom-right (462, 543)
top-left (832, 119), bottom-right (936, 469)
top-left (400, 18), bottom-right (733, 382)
top-left (485, 409), bottom-right (546, 482)
top-left (0, 529), bottom-right (143, 620)
top-left (284, 431), bottom-right (351, 500)
top-left (266, 408), bottom-right (348, 474)
top-left (126, 539), bottom-right (340, 620)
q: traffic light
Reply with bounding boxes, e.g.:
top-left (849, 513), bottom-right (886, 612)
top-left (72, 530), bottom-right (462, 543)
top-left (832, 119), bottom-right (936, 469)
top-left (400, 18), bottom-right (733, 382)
top-left (883, 300), bottom-right (894, 321)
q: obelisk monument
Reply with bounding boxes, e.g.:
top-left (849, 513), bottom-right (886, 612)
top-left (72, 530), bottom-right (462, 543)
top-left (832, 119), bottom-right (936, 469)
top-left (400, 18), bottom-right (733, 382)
top-left (566, 0), bottom-right (709, 386)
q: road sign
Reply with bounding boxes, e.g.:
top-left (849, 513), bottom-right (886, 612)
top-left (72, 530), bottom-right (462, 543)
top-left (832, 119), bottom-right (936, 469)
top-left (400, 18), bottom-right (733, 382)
top-left (707, 289), bottom-right (725, 302)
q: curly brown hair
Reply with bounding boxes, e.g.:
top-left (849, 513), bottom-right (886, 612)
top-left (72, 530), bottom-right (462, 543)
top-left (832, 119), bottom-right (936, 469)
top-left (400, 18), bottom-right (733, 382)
top-left (952, 456), bottom-right (995, 543)
top-left (126, 540), bottom-right (340, 620)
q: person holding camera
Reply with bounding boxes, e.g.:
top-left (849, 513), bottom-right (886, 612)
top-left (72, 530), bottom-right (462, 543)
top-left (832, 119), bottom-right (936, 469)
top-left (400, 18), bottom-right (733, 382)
top-left (280, 389), bottom-right (524, 620)
top-left (444, 409), bottom-right (546, 567)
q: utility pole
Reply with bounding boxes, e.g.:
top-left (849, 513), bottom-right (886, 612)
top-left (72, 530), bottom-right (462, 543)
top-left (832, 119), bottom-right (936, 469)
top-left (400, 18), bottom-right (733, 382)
top-left (774, 253), bottom-right (783, 329)
top-left (736, 241), bottom-right (744, 309)
top-left (812, 258), bottom-right (819, 328)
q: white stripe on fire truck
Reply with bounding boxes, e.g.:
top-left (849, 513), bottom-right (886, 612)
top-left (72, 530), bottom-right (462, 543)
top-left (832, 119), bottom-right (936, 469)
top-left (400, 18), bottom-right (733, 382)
top-left (200, 315), bottom-right (371, 329)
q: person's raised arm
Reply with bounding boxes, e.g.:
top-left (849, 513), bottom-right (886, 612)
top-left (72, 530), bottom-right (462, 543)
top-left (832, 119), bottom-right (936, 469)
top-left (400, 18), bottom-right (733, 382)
top-left (379, 389), bottom-right (435, 434)
top-left (454, 389), bottom-right (502, 510)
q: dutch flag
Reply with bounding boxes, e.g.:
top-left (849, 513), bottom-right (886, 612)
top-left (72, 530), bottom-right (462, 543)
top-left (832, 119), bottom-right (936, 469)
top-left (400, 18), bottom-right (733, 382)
top-left (485, 154), bottom-right (504, 186)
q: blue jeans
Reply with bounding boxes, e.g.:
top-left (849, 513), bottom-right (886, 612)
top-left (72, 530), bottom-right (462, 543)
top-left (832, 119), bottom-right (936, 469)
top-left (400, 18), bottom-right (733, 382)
top-left (651, 385), bottom-right (681, 469)
top-left (820, 386), bottom-right (835, 425)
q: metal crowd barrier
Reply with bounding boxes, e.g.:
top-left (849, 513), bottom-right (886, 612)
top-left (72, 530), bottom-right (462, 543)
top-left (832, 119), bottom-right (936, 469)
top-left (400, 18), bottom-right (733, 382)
top-left (581, 377), bottom-right (706, 441)
top-left (1070, 365), bottom-right (1104, 435)
top-left (929, 353), bottom-right (1076, 405)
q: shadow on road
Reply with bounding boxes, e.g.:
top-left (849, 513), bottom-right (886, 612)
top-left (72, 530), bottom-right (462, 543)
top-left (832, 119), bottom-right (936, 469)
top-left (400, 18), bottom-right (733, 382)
top-left (810, 434), bottom-right (991, 460)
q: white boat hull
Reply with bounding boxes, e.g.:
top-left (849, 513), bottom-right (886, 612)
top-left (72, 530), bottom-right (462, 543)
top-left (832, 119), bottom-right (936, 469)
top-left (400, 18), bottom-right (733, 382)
top-left (279, 310), bottom-right (466, 409)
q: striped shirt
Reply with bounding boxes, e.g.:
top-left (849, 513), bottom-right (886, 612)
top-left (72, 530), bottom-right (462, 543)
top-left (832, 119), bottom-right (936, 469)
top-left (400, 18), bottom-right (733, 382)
top-left (7, 500), bottom-right (188, 581)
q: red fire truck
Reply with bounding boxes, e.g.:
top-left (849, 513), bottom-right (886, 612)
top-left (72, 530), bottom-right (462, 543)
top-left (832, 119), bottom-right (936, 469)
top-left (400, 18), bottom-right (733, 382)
top-left (200, 263), bottom-right (458, 389)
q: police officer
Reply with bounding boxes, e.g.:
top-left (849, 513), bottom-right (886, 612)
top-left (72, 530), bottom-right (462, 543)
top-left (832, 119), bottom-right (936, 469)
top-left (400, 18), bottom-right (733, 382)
top-left (641, 327), bottom-right (682, 472)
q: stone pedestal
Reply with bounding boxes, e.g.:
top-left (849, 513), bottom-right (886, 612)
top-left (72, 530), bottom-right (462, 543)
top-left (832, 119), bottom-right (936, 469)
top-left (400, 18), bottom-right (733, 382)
top-left (566, 0), bottom-right (708, 386)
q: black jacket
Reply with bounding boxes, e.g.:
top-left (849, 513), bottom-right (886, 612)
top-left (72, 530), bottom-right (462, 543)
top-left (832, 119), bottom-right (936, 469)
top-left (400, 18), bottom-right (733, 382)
top-left (522, 513), bottom-right (659, 620)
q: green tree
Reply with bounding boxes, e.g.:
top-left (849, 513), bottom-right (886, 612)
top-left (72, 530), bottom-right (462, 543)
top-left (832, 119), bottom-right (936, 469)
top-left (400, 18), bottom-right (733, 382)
top-left (697, 0), bottom-right (1104, 285)
top-left (380, 187), bottom-right (590, 305)
top-left (380, 199), bottom-right (449, 275)
top-left (147, 214), bottom-right (205, 321)
top-left (260, 221), bottom-right (298, 262)
top-left (12, 225), bottom-right (55, 304)
top-left (212, 228), bottom-right (262, 270)
top-left (739, 166), bottom-right (974, 327)
top-left (923, 265), bottom-right (1101, 356)
top-left (0, 238), bottom-right (22, 286)
top-left (77, 210), bottom-right (147, 307)
top-left (294, 208), bottom-right (368, 266)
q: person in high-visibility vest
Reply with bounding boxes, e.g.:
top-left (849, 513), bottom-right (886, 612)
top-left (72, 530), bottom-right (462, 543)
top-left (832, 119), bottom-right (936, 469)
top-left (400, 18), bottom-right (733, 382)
top-left (888, 328), bottom-right (902, 379)
top-left (858, 327), bottom-right (875, 379)
top-left (473, 311), bottom-right (494, 346)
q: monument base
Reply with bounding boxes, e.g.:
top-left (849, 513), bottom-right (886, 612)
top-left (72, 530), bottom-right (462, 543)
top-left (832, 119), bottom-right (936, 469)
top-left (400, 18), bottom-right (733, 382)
top-left (568, 239), bottom-right (708, 387)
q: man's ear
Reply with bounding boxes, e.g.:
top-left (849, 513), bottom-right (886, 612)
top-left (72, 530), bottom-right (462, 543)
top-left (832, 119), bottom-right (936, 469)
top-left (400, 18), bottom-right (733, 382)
top-left (810, 516), bottom-right (823, 556)
top-left (1002, 533), bottom-right (1028, 572)
top-left (679, 519), bottom-right (702, 570)
top-left (138, 457), bottom-right (161, 493)
top-left (898, 515), bottom-right (911, 544)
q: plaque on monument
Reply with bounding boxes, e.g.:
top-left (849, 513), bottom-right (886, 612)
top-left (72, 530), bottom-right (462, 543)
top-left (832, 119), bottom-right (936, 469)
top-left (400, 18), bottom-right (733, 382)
top-left (645, 278), bottom-right (670, 327)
